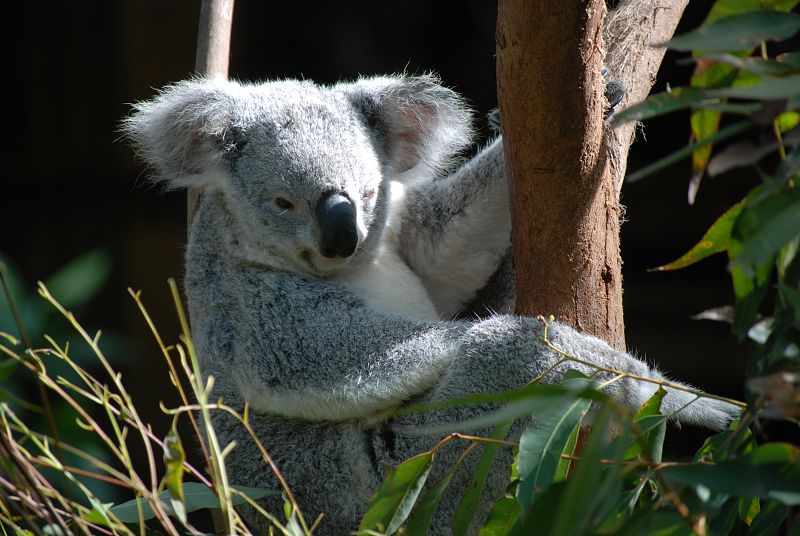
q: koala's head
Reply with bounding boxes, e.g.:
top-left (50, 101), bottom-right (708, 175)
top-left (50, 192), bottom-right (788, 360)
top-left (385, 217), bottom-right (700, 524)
top-left (122, 75), bottom-right (473, 276)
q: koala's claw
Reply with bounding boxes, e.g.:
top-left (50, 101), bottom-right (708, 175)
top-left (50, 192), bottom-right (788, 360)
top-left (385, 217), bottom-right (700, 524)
top-left (602, 66), bottom-right (625, 120)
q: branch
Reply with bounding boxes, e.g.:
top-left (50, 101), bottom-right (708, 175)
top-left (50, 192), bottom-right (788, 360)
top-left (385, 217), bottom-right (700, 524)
top-left (190, 0), bottom-right (235, 222)
top-left (195, 0), bottom-right (235, 80)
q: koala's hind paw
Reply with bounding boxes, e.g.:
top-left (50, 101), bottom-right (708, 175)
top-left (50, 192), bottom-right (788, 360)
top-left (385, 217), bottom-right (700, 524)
top-left (674, 395), bottom-right (744, 432)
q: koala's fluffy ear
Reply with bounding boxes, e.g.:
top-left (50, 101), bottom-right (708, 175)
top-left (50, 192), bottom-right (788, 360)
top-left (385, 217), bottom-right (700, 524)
top-left (342, 75), bottom-right (474, 182)
top-left (121, 78), bottom-right (242, 190)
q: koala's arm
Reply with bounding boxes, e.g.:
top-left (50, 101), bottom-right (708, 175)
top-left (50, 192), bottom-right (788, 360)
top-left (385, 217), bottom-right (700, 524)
top-left (220, 268), bottom-right (467, 421)
top-left (398, 138), bottom-right (511, 318)
top-left (214, 268), bottom-right (738, 430)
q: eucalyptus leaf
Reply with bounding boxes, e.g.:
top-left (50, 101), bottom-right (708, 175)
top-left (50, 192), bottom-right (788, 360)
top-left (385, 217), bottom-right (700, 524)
top-left (358, 451), bottom-right (433, 535)
top-left (452, 422), bottom-right (513, 536)
top-left (478, 495), bottom-right (522, 536)
top-left (626, 388), bottom-right (667, 463)
top-left (688, 108), bottom-right (722, 201)
top-left (611, 87), bottom-right (711, 126)
top-left (43, 249), bottom-right (112, 310)
top-left (779, 51), bottom-right (800, 66)
top-left (702, 0), bottom-right (765, 24)
top-left (550, 407), bottom-right (617, 535)
top-left (700, 54), bottom-right (800, 76)
top-left (669, 12), bottom-right (800, 52)
top-left (163, 424), bottom-right (187, 523)
top-left (652, 201), bottom-right (745, 271)
top-left (407, 445), bottom-right (475, 535)
top-left (662, 462), bottom-right (800, 504)
top-left (406, 384), bottom-right (605, 437)
top-left (731, 188), bottom-right (800, 276)
top-left (748, 501), bottom-right (788, 536)
top-left (516, 394), bottom-right (590, 508)
top-left (109, 483), bottom-right (277, 523)
top-left (709, 74), bottom-right (800, 99)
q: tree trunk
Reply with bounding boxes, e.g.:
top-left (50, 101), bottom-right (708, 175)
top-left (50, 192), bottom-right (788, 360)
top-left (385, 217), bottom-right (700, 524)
top-left (496, 0), bottom-right (689, 351)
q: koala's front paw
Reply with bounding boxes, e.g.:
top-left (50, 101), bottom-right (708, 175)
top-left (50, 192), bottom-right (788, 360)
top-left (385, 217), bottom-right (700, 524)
top-left (487, 108), bottom-right (501, 132)
top-left (602, 66), bottom-right (625, 120)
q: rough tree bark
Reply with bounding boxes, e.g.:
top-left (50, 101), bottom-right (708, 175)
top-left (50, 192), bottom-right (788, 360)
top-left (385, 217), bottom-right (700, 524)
top-left (496, 0), bottom-right (689, 351)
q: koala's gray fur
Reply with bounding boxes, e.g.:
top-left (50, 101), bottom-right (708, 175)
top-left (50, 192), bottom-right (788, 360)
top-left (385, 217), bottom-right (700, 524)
top-left (123, 75), bottom-right (739, 534)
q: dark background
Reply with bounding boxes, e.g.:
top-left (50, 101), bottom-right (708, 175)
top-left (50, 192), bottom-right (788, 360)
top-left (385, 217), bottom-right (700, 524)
top-left (3, 0), bottom-right (757, 497)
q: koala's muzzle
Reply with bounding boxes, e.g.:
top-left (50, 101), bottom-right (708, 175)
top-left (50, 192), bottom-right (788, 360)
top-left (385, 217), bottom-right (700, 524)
top-left (316, 192), bottom-right (358, 258)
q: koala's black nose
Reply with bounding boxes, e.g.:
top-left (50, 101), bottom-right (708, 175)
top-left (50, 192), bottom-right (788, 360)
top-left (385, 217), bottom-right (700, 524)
top-left (316, 192), bottom-right (359, 258)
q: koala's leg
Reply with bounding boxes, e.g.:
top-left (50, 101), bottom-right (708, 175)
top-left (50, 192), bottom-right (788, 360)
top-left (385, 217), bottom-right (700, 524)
top-left (398, 138), bottom-right (511, 318)
top-left (384, 317), bottom-right (740, 534)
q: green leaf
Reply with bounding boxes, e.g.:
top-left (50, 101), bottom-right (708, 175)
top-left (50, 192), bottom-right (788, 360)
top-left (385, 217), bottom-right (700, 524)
top-left (550, 406), bottom-right (618, 535)
top-left (627, 388), bottom-right (667, 463)
top-left (410, 383), bottom-right (606, 437)
top-left (43, 249), bottom-right (111, 310)
top-left (731, 186), bottom-right (800, 276)
top-left (510, 483), bottom-right (563, 536)
top-left (358, 451), bottom-right (433, 535)
top-left (611, 87), bottom-right (709, 126)
top-left (749, 442), bottom-right (799, 464)
top-left (109, 483), bottom-right (277, 523)
top-left (515, 394), bottom-right (591, 508)
top-left (709, 74), bottom-right (800, 99)
top-left (739, 496), bottom-right (761, 525)
top-left (771, 0), bottom-right (800, 12)
top-left (776, 111), bottom-right (800, 133)
top-left (689, 108), bottom-right (722, 199)
top-left (691, 57), bottom-right (740, 88)
top-left (748, 501), bottom-right (789, 536)
top-left (662, 461), bottom-right (800, 505)
top-left (701, 54), bottom-right (800, 76)
top-left (731, 261), bottom-right (773, 339)
top-left (779, 51), bottom-right (800, 66)
top-left (82, 499), bottom-right (114, 526)
top-left (163, 424), bottom-right (186, 523)
top-left (652, 201), bottom-right (745, 271)
top-left (778, 237), bottom-right (799, 279)
top-left (405, 469), bottom-right (455, 534)
top-left (703, 0), bottom-right (761, 23)
top-left (452, 422), bottom-right (513, 536)
top-left (611, 510), bottom-right (694, 536)
top-left (669, 12), bottom-right (800, 52)
top-left (407, 444), bottom-right (476, 535)
top-left (552, 419), bottom-right (580, 482)
top-left (478, 495), bottom-right (522, 536)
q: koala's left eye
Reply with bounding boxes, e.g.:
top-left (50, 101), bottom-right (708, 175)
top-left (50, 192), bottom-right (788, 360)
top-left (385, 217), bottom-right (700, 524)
top-left (362, 188), bottom-right (376, 200)
top-left (275, 197), bottom-right (296, 211)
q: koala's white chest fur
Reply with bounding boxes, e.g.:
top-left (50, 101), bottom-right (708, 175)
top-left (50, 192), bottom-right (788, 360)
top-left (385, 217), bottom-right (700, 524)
top-left (333, 182), bottom-right (441, 322)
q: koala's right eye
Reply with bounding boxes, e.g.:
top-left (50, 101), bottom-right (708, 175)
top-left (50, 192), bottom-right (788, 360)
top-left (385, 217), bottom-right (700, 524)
top-left (275, 197), bottom-right (296, 211)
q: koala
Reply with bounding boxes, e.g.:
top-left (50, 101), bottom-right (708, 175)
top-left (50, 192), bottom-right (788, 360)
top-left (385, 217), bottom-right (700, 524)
top-left (123, 75), bottom-right (739, 535)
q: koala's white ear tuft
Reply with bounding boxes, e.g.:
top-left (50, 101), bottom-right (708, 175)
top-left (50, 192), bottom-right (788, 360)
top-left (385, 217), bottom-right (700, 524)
top-left (121, 78), bottom-right (243, 190)
top-left (342, 74), bottom-right (474, 182)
